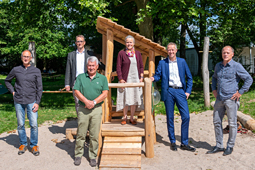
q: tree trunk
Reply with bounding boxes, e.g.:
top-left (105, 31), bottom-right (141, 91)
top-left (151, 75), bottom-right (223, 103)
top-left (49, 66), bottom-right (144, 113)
top-left (180, 23), bottom-right (187, 59)
top-left (202, 37), bottom-right (210, 107)
top-left (135, 0), bottom-right (153, 41)
top-left (199, 1), bottom-right (207, 77)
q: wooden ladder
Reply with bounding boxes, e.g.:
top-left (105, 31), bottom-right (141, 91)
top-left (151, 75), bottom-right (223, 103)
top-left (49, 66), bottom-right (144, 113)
top-left (99, 136), bottom-right (142, 169)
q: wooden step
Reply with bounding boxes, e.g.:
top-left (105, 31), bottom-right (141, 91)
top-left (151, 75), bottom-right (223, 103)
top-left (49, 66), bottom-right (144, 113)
top-left (99, 136), bottom-right (142, 169)
top-left (111, 111), bottom-right (144, 117)
top-left (101, 121), bottom-right (145, 137)
top-left (100, 155), bottom-right (141, 168)
top-left (104, 136), bottom-right (141, 143)
top-left (102, 148), bottom-right (141, 155)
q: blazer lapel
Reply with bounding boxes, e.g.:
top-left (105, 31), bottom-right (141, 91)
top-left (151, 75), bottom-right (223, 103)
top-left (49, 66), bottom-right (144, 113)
top-left (84, 50), bottom-right (87, 73)
top-left (177, 57), bottom-right (183, 81)
top-left (73, 51), bottom-right (77, 75)
top-left (165, 58), bottom-right (169, 78)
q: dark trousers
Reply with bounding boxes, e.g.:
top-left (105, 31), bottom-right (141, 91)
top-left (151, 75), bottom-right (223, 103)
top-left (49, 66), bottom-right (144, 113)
top-left (164, 87), bottom-right (190, 145)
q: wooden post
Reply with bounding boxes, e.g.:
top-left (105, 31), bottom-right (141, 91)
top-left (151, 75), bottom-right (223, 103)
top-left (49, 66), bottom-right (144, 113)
top-left (104, 29), bottom-right (114, 122)
top-left (149, 49), bottom-right (156, 143)
top-left (28, 42), bottom-right (36, 67)
top-left (149, 49), bottom-right (155, 77)
top-left (144, 78), bottom-right (154, 158)
top-left (102, 34), bottom-right (107, 64)
top-left (202, 37), bottom-right (210, 107)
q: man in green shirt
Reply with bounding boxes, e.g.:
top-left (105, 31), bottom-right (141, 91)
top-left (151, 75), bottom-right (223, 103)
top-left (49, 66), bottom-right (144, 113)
top-left (73, 56), bottom-right (109, 167)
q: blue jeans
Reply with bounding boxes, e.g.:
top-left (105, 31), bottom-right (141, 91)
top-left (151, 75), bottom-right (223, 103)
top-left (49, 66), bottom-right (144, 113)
top-left (14, 101), bottom-right (38, 147)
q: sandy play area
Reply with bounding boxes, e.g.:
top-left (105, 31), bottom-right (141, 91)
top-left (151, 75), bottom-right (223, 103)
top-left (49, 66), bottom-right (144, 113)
top-left (0, 110), bottom-right (254, 170)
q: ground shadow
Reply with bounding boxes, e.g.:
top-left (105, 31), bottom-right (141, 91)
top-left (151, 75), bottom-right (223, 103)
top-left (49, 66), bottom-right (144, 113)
top-left (48, 119), bottom-right (91, 162)
top-left (156, 133), bottom-right (213, 151)
top-left (48, 118), bottom-right (78, 135)
top-left (0, 134), bottom-right (20, 148)
top-left (0, 134), bottom-right (32, 149)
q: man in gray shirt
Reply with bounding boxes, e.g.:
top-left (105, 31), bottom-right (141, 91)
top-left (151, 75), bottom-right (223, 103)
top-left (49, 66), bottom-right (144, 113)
top-left (5, 50), bottom-right (43, 156)
top-left (207, 46), bottom-right (253, 156)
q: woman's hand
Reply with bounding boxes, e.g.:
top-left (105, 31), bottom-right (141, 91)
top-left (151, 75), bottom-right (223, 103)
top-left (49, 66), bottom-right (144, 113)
top-left (119, 79), bottom-right (125, 90)
top-left (139, 78), bottom-right (143, 82)
top-left (120, 79), bottom-right (126, 83)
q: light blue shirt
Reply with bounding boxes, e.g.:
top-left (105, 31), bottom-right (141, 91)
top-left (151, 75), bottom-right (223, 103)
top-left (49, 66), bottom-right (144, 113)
top-left (211, 59), bottom-right (253, 101)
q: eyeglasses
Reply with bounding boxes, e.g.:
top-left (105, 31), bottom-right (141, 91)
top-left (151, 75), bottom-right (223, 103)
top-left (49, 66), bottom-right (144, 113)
top-left (76, 41), bottom-right (84, 43)
top-left (22, 56), bottom-right (31, 58)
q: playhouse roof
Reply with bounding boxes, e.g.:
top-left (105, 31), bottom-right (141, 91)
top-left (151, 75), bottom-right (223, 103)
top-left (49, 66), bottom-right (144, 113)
top-left (96, 16), bottom-right (168, 57)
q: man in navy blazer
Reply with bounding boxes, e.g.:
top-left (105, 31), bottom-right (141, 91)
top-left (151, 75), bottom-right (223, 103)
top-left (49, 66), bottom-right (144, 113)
top-left (150, 42), bottom-right (195, 152)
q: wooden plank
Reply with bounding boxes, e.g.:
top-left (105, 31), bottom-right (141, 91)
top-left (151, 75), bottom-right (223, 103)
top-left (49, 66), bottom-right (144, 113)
top-left (102, 148), bottom-right (141, 155)
top-left (104, 137), bottom-right (141, 143)
top-left (108, 83), bottom-right (144, 88)
top-left (97, 20), bottom-right (167, 57)
top-left (100, 155), bottom-right (141, 168)
top-left (144, 78), bottom-right (154, 158)
top-left (102, 131), bottom-right (144, 137)
top-left (103, 143), bottom-right (141, 149)
top-left (111, 111), bottom-right (144, 117)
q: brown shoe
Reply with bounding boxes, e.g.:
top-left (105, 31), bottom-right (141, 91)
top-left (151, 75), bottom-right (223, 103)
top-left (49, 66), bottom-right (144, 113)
top-left (31, 146), bottom-right (40, 156)
top-left (121, 119), bottom-right (126, 125)
top-left (130, 120), bottom-right (137, 125)
top-left (18, 145), bottom-right (27, 155)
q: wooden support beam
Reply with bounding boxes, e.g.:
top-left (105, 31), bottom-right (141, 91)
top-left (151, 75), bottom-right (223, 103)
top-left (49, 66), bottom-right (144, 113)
top-left (111, 70), bottom-right (149, 77)
top-left (111, 111), bottom-right (144, 117)
top-left (97, 21), bottom-right (167, 57)
top-left (105, 28), bottom-right (114, 122)
top-left (143, 56), bottom-right (148, 69)
top-left (144, 78), bottom-right (154, 158)
top-left (149, 49), bottom-right (155, 77)
top-left (102, 34), bottom-right (107, 64)
top-left (108, 82), bottom-right (144, 88)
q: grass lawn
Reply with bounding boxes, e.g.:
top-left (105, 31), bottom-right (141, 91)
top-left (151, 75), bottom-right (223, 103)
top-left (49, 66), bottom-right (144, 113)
top-left (0, 74), bottom-right (254, 134)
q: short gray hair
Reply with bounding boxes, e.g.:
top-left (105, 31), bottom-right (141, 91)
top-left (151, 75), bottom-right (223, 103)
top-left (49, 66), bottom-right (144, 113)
top-left (222, 46), bottom-right (234, 53)
top-left (125, 35), bottom-right (135, 44)
top-left (21, 50), bottom-right (32, 57)
top-left (167, 42), bottom-right (177, 50)
top-left (76, 35), bottom-right (85, 41)
top-left (87, 56), bottom-right (98, 65)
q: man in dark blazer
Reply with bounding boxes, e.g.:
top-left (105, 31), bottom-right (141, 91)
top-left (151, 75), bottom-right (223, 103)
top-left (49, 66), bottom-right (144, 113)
top-left (65, 35), bottom-right (93, 115)
top-left (150, 42), bottom-right (195, 152)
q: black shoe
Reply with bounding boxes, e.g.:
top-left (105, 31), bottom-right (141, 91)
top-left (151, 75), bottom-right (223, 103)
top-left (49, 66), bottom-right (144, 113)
top-left (90, 159), bottom-right (97, 167)
top-left (223, 147), bottom-right (233, 156)
top-left (206, 146), bottom-right (224, 154)
top-left (180, 144), bottom-right (196, 152)
top-left (74, 157), bottom-right (81, 166)
top-left (170, 143), bottom-right (177, 151)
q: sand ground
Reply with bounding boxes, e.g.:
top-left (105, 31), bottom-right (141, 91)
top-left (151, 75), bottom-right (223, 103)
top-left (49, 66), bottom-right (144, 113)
top-left (0, 110), bottom-right (254, 170)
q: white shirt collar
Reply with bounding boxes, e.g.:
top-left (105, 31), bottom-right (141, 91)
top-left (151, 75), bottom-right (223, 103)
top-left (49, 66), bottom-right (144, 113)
top-left (76, 50), bottom-right (85, 54)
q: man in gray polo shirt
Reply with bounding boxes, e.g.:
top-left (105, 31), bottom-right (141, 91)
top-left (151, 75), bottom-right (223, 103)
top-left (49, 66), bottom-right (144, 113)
top-left (207, 46), bottom-right (253, 156)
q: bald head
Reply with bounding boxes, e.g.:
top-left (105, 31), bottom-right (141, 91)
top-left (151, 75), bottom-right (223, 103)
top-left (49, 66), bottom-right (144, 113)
top-left (21, 50), bottom-right (32, 57)
top-left (21, 50), bottom-right (32, 67)
top-left (222, 46), bottom-right (234, 65)
top-left (222, 46), bottom-right (234, 53)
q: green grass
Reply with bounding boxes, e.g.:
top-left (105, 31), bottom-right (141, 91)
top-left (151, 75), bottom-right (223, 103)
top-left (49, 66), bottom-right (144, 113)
top-left (0, 75), bottom-right (76, 134)
top-left (0, 74), bottom-right (254, 133)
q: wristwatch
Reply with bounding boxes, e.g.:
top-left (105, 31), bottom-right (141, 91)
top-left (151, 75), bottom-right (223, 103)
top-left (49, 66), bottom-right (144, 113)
top-left (93, 100), bottom-right (97, 105)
